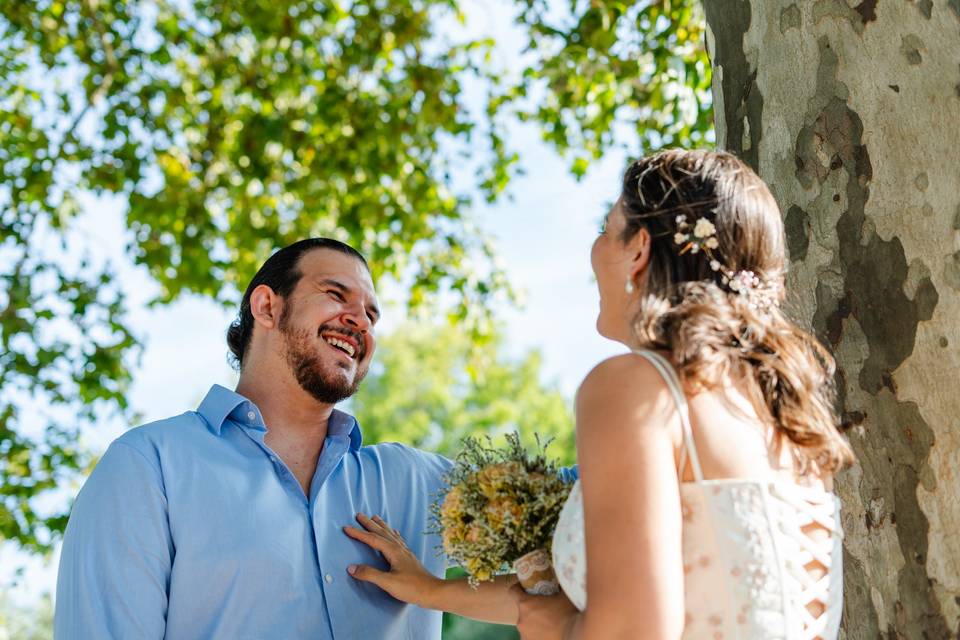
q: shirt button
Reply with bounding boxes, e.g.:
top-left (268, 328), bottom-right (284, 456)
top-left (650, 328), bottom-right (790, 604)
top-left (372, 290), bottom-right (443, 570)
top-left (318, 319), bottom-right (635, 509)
top-left (247, 411), bottom-right (256, 421)
top-left (324, 574), bottom-right (333, 584)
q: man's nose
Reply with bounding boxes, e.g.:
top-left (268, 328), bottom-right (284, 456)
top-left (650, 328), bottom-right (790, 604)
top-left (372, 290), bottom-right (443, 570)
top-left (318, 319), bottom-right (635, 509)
top-left (341, 306), bottom-right (371, 332)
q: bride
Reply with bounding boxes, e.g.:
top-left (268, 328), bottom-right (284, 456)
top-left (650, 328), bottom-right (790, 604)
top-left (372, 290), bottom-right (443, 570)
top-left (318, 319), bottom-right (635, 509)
top-left (343, 149), bottom-right (854, 639)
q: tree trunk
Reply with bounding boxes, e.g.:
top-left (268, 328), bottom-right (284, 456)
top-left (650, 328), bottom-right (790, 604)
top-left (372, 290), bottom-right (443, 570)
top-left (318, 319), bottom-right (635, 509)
top-left (701, 1), bottom-right (960, 637)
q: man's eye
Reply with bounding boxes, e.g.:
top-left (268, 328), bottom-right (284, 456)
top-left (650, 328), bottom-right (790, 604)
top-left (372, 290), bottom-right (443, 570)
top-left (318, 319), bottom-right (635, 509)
top-left (329, 291), bottom-right (346, 302)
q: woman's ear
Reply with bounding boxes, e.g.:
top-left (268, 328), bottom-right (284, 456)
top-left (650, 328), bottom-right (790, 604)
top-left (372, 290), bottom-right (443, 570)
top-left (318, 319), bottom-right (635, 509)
top-left (627, 227), bottom-right (652, 284)
top-left (249, 284), bottom-right (280, 330)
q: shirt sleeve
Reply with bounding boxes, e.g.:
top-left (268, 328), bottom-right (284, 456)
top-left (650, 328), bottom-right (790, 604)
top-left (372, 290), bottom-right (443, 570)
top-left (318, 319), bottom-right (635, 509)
top-left (559, 464), bottom-right (579, 483)
top-left (410, 449), bottom-right (453, 503)
top-left (403, 450), bottom-right (457, 570)
top-left (54, 439), bottom-right (173, 639)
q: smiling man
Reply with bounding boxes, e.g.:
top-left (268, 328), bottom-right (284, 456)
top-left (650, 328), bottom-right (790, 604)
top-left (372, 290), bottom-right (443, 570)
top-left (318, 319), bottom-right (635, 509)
top-left (54, 239), bottom-right (483, 639)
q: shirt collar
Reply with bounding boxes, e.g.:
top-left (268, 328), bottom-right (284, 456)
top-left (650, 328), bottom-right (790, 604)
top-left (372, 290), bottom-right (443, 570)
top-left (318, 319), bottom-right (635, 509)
top-left (196, 384), bottom-right (363, 449)
top-left (329, 408), bottom-right (363, 450)
top-left (197, 384), bottom-right (252, 435)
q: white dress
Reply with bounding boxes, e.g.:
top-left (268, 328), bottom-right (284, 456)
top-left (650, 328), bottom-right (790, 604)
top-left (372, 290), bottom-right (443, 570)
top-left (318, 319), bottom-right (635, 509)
top-left (552, 350), bottom-right (843, 639)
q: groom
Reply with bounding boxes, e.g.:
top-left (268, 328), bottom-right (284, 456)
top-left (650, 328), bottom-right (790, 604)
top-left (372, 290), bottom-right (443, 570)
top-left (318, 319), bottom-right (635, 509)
top-left (56, 238), bottom-right (474, 638)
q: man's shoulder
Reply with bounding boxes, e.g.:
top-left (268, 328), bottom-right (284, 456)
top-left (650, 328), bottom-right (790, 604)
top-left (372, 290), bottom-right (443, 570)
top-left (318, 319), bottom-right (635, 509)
top-left (111, 411), bottom-right (211, 458)
top-left (360, 441), bottom-right (448, 460)
top-left (357, 442), bottom-right (453, 474)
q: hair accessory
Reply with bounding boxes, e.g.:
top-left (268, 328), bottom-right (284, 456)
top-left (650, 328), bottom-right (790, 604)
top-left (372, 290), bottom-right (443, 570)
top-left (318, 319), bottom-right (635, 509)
top-left (722, 270), bottom-right (781, 312)
top-left (673, 215), bottom-right (780, 312)
top-left (673, 214), bottom-right (719, 255)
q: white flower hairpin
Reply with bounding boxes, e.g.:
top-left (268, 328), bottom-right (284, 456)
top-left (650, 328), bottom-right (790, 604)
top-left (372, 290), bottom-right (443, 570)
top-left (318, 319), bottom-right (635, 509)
top-left (672, 214), bottom-right (780, 312)
top-left (674, 214), bottom-right (719, 255)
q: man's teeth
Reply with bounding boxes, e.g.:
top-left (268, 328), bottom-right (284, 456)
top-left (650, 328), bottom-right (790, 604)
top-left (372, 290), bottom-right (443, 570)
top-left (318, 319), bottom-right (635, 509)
top-left (324, 337), bottom-right (356, 357)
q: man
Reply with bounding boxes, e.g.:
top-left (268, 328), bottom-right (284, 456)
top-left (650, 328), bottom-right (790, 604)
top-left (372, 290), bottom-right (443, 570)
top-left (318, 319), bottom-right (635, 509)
top-left (55, 238), bottom-right (504, 638)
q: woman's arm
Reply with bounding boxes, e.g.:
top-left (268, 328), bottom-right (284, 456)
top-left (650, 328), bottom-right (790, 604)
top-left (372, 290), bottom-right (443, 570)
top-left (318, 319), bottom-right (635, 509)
top-left (344, 513), bottom-right (519, 625)
top-left (423, 573), bottom-right (519, 624)
top-left (517, 354), bottom-right (686, 640)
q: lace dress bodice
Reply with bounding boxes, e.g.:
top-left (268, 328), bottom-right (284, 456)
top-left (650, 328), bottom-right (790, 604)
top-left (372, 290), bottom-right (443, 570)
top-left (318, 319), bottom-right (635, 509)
top-left (552, 350), bottom-right (843, 639)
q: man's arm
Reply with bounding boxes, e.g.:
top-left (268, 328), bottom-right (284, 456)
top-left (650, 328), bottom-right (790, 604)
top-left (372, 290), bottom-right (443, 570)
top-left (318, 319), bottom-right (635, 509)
top-left (55, 439), bottom-right (173, 639)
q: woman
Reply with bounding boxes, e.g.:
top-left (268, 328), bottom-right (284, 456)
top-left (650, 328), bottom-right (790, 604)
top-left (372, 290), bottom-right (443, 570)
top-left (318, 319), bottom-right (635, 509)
top-left (344, 149), bottom-right (854, 639)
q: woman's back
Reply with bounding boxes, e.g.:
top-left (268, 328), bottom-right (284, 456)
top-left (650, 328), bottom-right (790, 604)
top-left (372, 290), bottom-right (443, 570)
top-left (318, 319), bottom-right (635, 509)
top-left (552, 350), bottom-right (843, 639)
top-left (682, 355), bottom-right (841, 638)
top-left (677, 475), bottom-right (842, 638)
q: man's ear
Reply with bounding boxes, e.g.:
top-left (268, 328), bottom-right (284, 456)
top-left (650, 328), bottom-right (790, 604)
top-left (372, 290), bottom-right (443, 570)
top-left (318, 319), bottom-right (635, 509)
top-left (249, 284), bottom-right (281, 330)
top-left (627, 227), bottom-right (652, 284)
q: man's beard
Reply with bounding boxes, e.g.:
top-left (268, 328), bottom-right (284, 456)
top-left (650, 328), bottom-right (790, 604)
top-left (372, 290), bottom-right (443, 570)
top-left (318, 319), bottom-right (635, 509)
top-left (279, 308), bottom-right (368, 404)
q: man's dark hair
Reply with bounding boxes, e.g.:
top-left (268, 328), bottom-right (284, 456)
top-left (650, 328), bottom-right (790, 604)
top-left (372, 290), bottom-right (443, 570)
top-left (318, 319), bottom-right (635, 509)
top-left (226, 238), bottom-right (369, 369)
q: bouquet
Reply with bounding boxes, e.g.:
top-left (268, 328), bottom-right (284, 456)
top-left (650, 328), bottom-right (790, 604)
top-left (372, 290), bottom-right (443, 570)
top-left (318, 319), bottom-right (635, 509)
top-left (430, 432), bottom-right (572, 594)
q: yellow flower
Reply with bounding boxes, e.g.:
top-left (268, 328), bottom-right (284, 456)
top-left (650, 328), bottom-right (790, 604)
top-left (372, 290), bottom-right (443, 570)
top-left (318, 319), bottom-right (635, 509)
top-left (441, 486), bottom-right (464, 520)
top-left (442, 523), bottom-right (465, 555)
top-left (466, 523), bottom-right (483, 543)
top-left (464, 556), bottom-right (492, 583)
top-left (477, 461), bottom-right (522, 498)
top-left (484, 497), bottom-right (523, 528)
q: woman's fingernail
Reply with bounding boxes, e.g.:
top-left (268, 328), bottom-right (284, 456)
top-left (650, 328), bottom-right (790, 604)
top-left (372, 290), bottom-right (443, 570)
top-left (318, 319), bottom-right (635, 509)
top-left (347, 565), bottom-right (357, 575)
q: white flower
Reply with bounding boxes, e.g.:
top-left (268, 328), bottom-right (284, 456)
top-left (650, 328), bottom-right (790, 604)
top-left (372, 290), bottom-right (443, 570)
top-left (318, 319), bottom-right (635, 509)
top-left (690, 243), bottom-right (700, 254)
top-left (737, 271), bottom-right (760, 287)
top-left (693, 218), bottom-right (716, 239)
top-left (675, 214), bottom-right (687, 225)
top-left (710, 260), bottom-right (721, 271)
top-left (705, 237), bottom-right (719, 250)
top-left (674, 233), bottom-right (688, 245)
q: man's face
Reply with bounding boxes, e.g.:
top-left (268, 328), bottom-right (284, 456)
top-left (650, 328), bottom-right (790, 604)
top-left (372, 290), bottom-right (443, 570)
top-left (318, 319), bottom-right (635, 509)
top-left (277, 249), bottom-right (379, 404)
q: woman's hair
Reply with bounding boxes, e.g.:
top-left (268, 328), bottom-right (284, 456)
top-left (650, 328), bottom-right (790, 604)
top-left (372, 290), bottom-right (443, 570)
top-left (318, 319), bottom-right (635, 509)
top-left (226, 238), bottom-right (369, 369)
top-left (621, 149), bottom-right (854, 474)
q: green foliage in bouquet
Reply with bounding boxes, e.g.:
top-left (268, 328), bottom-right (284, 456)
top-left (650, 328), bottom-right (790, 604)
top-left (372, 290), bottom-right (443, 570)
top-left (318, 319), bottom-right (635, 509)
top-left (431, 432), bottom-right (572, 587)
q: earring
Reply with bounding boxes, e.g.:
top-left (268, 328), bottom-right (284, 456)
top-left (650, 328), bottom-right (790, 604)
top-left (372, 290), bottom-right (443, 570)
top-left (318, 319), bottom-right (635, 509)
top-left (625, 278), bottom-right (635, 294)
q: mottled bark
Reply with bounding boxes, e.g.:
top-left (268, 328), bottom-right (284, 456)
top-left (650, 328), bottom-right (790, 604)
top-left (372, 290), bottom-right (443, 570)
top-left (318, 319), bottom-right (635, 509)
top-left (702, 1), bottom-right (960, 638)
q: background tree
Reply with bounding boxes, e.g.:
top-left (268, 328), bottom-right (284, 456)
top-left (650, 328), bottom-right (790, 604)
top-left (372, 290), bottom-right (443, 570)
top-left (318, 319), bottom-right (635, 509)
top-left (511, 0), bottom-right (712, 176)
top-left (0, 0), bottom-right (711, 553)
top-left (701, 1), bottom-right (960, 636)
top-left (350, 322), bottom-right (575, 462)
top-left (0, 590), bottom-right (54, 640)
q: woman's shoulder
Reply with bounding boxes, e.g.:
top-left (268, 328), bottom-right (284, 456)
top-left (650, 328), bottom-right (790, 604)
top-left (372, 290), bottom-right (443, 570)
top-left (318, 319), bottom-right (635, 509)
top-left (578, 351), bottom-right (671, 394)
top-left (576, 351), bottom-right (679, 432)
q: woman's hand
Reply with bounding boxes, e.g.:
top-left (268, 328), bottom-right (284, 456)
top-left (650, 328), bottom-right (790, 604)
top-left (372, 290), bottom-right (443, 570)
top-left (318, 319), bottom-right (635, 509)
top-left (343, 513), bottom-right (441, 608)
top-left (511, 583), bottom-right (580, 640)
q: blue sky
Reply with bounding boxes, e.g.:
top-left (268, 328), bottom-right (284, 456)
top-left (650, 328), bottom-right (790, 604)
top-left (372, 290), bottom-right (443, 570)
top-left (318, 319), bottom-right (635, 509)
top-left (1, 0), bottom-right (632, 603)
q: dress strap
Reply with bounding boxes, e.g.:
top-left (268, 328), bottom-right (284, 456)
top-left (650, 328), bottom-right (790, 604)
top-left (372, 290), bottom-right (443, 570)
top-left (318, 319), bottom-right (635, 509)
top-left (632, 350), bottom-right (704, 483)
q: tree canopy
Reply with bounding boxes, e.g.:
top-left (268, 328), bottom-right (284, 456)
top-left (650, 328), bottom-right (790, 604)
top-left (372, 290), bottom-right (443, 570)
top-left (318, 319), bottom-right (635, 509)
top-left (0, 0), bottom-right (710, 552)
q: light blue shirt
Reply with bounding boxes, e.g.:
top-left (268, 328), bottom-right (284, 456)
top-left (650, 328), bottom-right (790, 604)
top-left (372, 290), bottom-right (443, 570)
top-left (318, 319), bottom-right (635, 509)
top-left (54, 384), bottom-right (456, 639)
